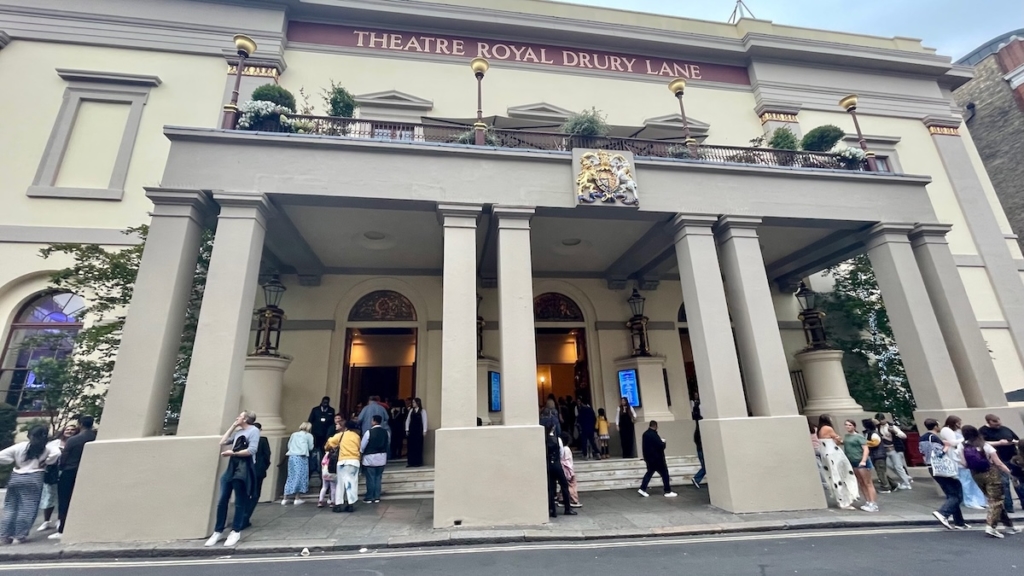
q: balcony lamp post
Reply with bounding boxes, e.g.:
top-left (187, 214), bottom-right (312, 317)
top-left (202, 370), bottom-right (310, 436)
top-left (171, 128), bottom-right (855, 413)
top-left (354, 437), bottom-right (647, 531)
top-left (795, 281), bottom-right (830, 350)
top-left (477, 293), bottom-right (485, 359)
top-left (222, 34), bottom-right (257, 130)
top-left (470, 57), bottom-right (490, 146)
top-left (838, 94), bottom-right (878, 172)
top-left (626, 287), bottom-right (651, 357)
top-left (253, 275), bottom-right (286, 356)
top-left (668, 77), bottom-right (697, 155)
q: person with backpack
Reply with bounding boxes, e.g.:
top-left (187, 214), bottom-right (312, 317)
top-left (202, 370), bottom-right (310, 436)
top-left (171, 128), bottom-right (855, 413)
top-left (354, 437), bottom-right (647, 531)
top-left (862, 419), bottom-right (896, 494)
top-left (544, 424), bottom-right (575, 518)
top-left (918, 418), bottom-right (967, 530)
top-left (961, 425), bottom-right (1020, 538)
top-left (0, 425), bottom-right (60, 544)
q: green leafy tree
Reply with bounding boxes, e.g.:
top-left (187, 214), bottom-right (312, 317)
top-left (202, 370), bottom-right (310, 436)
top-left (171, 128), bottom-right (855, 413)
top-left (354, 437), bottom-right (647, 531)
top-left (767, 127), bottom-right (799, 150)
top-left (800, 124), bottom-right (846, 152)
top-left (818, 254), bottom-right (916, 423)
top-left (560, 107), bottom-right (610, 137)
top-left (321, 80), bottom-right (358, 118)
top-left (250, 83), bottom-right (296, 111)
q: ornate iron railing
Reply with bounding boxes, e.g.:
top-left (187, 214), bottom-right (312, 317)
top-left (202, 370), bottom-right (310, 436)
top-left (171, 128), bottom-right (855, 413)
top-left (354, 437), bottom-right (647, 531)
top-left (246, 115), bottom-right (864, 171)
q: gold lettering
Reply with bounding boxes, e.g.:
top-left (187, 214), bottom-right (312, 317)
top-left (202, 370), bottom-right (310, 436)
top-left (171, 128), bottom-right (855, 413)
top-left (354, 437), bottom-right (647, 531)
top-left (389, 34), bottom-right (403, 50)
top-left (522, 47), bottom-right (540, 63)
top-left (404, 36), bottom-right (423, 52)
top-left (477, 42), bottom-right (491, 58)
top-left (436, 38), bottom-right (451, 54)
top-left (368, 32), bottom-right (388, 48)
top-left (672, 63), bottom-right (690, 78)
top-left (578, 52), bottom-right (593, 68)
top-left (492, 43), bottom-right (511, 60)
top-left (354, 30), bottom-right (369, 47)
top-left (540, 48), bottom-right (555, 64)
top-left (621, 57), bottom-right (635, 72)
top-left (592, 54), bottom-right (610, 70)
top-left (563, 50), bottom-right (579, 66)
top-left (453, 40), bottom-right (465, 56)
top-left (420, 36), bottom-right (435, 52)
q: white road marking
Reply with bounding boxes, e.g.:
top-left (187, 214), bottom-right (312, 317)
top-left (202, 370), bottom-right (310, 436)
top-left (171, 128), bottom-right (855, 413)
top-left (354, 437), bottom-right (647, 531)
top-left (0, 527), bottom-right (940, 571)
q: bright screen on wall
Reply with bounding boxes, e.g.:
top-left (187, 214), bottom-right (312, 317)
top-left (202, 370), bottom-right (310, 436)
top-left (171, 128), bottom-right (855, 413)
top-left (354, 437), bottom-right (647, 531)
top-left (488, 371), bottom-right (501, 412)
top-left (617, 368), bottom-right (641, 408)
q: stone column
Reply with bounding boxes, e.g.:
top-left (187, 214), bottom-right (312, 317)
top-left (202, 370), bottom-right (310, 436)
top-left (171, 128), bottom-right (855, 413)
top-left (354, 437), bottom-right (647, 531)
top-left (100, 188), bottom-right (212, 439)
top-left (796, 349), bottom-right (868, 423)
top-left (670, 214), bottom-right (825, 513)
top-left (715, 216), bottom-right (799, 417)
top-left (494, 206), bottom-right (540, 426)
top-left (437, 204), bottom-right (481, 428)
top-left (864, 224), bottom-right (967, 414)
top-left (242, 355), bottom-right (291, 502)
top-left (177, 193), bottom-right (271, 436)
top-left (910, 224), bottom-right (1009, 408)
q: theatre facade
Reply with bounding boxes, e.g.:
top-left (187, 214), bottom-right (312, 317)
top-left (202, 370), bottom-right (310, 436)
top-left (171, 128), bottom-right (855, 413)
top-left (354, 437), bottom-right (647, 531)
top-left (2, 0), bottom-right (1024, 543)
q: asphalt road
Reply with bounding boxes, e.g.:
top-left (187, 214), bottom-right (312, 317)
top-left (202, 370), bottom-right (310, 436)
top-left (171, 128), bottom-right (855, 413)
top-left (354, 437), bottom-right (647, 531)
top-left (1, 527), bottom-right (1020, 575)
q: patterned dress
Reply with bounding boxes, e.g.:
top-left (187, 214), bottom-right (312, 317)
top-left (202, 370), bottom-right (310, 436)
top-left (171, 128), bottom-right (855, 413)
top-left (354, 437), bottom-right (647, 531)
top-left (818, 438), bottom-right (859, 508)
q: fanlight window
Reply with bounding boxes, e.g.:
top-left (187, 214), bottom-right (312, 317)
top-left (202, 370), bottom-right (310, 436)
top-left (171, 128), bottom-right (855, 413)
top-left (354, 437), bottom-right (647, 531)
top-left (534, 293), bottom-right (584, 322)
top-left (348, 290), bottom-right (417, 322)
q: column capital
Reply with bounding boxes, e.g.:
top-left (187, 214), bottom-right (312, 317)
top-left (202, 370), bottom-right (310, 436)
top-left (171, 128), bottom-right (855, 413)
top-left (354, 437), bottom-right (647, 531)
top-left (212, 191), bottom-right (274, 226)
top-left (437, 203), bottom-right (482, 228)
top-left (144, 187), bottom-right (216, 224)
top-left (909, 223), bottom-right (953, 246)
top-left (922, 115), bottom-right (961, 136)
top-left (863, 222), bottom-right (915, 250)
top-left (667, 214), bottom-right (717, 241)
top-left (714, 215), bottom-right (762, 241)
top-left (493, 206), bottom-right (535, 230)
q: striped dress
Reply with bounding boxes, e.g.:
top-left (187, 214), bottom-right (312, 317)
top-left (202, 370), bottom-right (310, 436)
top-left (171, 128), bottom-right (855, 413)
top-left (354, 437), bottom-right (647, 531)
top-left (0, 442), bottom-right (60, 540)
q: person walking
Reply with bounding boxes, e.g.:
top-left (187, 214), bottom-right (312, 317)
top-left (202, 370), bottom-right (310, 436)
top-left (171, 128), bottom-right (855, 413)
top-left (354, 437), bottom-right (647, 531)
top-left (205, 411), bottom-right (260, 548)
top-left (37, 423), bottom-right (76, 533)
top-left (638, 421), bottom-right (678, 498)
top-left (318, 451), bottom-right (337, 508)
top-left (817, 415), bottom-right (859, 510)
top-left (361, 415), bottom-right (389, 503)
top-left (405, 398), bottom-right (427, 468)
top-left (979, 414), bottom-right (1023, 514)
top-left (544, 425), bottom-right (575, 518)
top-left (691, 395), bottom-right (706, 489)
top-left (617, 397), bottom-right (637, 458)
top-left (50, 415), bottom-right (96, 540)
top-left (918, 418), bottom-right (968, 530)
top-left (329, 420), bottom-right (362, 513)
top-left (961, 425), bottom-right (1020, 538)
top-left (596, 408), bottom-right (610, 459)
top-left (307, 397), bottom-right (336, 471)
top-left (576, 399), bottom-right (598, 460)
top-left (941, 416), bottom-right (987, 509)
top-left (0, 425), bottom-right (60, 544)
top-left (862, 419), bottom-right (896, 494)
top-left (842, 420), bottom-right (877, 512)
top-left (281, 422), bottom-right (315, 505)
top-left (875, 414), bottom-right (912, 490)
top-left (560, 432), bottom-right (582, 507)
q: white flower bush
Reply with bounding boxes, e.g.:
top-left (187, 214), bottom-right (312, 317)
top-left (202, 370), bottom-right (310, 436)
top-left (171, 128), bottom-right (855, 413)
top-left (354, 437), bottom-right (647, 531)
top-left (237, 100), bottom-right (304, 132)
top-left (829, 144), bottom-right (866, 168)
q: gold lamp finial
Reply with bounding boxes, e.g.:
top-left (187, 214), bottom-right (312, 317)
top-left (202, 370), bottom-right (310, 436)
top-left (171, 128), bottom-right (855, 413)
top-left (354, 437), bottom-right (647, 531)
top-left (839, 94), bottom-right (858, 112)
top-left (668, 77), bottom-right (687, 96)
top-left (233, 34), bottom-right (257, 58)
top-left (470, 57), bottom-right (489, 77)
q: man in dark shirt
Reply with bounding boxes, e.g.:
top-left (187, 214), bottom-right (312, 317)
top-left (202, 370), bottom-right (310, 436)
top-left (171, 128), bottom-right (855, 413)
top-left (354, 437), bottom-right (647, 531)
top-left (691, 394), bottom-right (706, 489)
top-left (638, 421), bottom-right (677, 498)
top-left (308, 397), bottom-right (336, 463)
top-left (51, 415), bottom-right (97, 538)
top-left (980, 414), bottom-right (1023, 513)
top-left (576, 399), bottom-right (598, 460)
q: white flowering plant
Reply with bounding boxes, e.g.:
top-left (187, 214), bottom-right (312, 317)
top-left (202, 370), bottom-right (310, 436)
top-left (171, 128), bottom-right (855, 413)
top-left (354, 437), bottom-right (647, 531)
top-left (829, 144), bottom-right (866, 169)
top-left (237, 100), bottom-right (309, 132)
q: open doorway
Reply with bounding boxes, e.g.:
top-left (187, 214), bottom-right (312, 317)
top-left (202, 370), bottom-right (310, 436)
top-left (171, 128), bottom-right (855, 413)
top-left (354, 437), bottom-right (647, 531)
top-left (535, 327), bottom-right (590, 406)
top-left (341, 327), bottom-right (416, 419)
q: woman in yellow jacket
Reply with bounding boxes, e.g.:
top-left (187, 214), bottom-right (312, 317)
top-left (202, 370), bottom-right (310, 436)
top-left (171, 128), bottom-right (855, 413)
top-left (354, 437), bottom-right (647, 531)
top-left (326, 420), bottom-right (362, 513)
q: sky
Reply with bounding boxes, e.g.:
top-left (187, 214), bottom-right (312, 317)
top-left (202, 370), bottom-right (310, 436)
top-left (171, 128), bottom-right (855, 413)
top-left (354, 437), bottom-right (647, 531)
top-left (558, 0), bottom-right (1024, 61)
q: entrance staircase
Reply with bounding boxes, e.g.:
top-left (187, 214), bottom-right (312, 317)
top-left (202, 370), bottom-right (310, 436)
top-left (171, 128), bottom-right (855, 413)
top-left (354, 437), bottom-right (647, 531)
top-left (367, 455), bottom-right (702, 500)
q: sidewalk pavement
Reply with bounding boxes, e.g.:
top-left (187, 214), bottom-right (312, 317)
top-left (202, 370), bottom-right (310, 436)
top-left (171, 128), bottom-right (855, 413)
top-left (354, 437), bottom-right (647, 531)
top-left (2, 481), bottom-right (1022, 561)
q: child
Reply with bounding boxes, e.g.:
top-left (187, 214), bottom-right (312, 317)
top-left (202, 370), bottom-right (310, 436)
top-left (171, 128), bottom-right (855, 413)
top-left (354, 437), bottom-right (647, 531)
top-left (597, 408), bottom-right (610, 459)
top-left (560, 432), bottom-right (582, 508)
top-left (318, 451), bottom-right (337, 508)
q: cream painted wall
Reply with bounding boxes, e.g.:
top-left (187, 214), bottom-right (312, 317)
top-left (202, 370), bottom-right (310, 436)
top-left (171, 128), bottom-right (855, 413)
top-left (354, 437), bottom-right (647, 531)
top-left (983, 329), bottom-right (1024, 396)
top-left (959, 268), bottom-right (1005, 322)
top-left (279, 50), bottom-right (764, 147)
top-left (0, 41), bottom-right (225, 229)
top-left (53, 101), bottom-right (131, 190)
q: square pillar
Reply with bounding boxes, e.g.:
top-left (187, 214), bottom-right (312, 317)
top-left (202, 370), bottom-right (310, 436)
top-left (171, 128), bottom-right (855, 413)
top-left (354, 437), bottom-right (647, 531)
top-left (177, 193), bottom-right (271, 436)
top-left (669, 214), bottom-right (825, 513)
top-left (100, 188), bottom-right (213, 439)
top-left (864, 224), bottom-right (967, 416)
top-left (715, 216), bottom-right (799, 417)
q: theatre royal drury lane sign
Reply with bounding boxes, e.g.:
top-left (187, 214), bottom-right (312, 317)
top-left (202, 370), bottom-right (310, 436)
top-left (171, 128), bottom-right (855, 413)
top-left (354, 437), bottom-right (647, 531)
top-left (288, 22), bottom-right (751, 86)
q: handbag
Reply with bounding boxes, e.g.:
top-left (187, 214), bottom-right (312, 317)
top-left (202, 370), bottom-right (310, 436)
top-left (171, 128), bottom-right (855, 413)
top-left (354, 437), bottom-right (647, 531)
top-left (922, 432), bottom-right (958, 478)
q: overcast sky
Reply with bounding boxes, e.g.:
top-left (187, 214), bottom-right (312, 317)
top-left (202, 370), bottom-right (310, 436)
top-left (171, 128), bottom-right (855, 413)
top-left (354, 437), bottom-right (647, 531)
top-left (559, 0), bottom-right (1023, 60)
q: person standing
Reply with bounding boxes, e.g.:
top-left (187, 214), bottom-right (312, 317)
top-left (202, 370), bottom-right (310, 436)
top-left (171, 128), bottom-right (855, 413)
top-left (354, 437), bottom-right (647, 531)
top-left (576, 399), bottom-right (598, 460)
top-left (561, 397), bottom-right (577, 448)
top-left (205, 411), bottom-right (260, 548)
top-left (544, 425), bottom-right (575, 518)
top-left (328, 420), bottom-right (362, 513)
top-left (540, 399), bottom-right (562, 439)
top-left (979, 414), bottom-right (1023, 514)
top-left (638, 421), bottom-right (677, 498)
top-left (50, 415), bottom-right (97, 540)
top-left (357, 396), bottom-right (390, 453)
top-left (37, 423), bottom-right (76, 533)
top-left (691, 395), bottom-right (706, 489)
top-left (962, 425), bottom-right (1020, 538)
top-left (817, 415), bottom-right (859, 510)
top-left (842, 420), bottom-right (877, 512)
top-left (390, 399), bottom-right (408, 459)
top-left (875, 414), bottom-right (912, 490)
top-left (246, 422), bottom-right (272, 525)
top-left (560, 432), bottom-right (582, 507)
top-left (361, 415), bottom-right (389, 503)
top-left (617, 397), bottom-right (637, 459)
top-left (941, 416), bottom-right (987, 509)
top-left (281, 422), bottom-right (315, 505)
top-left (862, 419), bottom-right (896, 494)
top-left (918, 418), bottom-right (967, 530)
top-left (405, 398), bottom-right (427, 468)
top-left (596, 409), bottom-right (610, 459)
top-left (0, 425), bottom-right (60, 544)
top-left (307, 397), bottom-right (336, 466)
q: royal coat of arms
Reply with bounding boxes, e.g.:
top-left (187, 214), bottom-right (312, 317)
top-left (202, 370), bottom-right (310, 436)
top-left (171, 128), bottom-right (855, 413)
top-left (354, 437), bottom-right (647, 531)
top-left (575, 150), bottom-right (639, 206)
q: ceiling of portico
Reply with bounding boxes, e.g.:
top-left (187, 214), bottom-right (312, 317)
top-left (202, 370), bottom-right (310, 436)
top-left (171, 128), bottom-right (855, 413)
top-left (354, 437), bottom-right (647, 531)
top-left (529, 216), bottom-right (655, 273)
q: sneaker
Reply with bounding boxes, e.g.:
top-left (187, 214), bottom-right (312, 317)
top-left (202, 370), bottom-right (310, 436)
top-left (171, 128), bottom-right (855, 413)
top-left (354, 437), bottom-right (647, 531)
top-left (317, 501), bottom-right (325, 508)
top-left (878, 489), bottom-right (892, 494)
top-left (897, 484), bottom-right (911, 491)
top-left (204, 532), bottom-right (223, 547)
top-left (985, 526), bottom-right (1005, 539)
top-left (664, 492), bottom-right (678, 498)
top-left (637, 489), bottom-right (649, 498)
top-left (293, 498), bottom-right (304, 506)
top-left (224, 531), bottom-right (242, 547)
top-left (373, 499), bottom-right (380, 504)
top-left (932, 511), bottom-right (952, 530)
top-left (36, 521), bottom-right (54, 532)
top-left (859, 504), bottom-right (873, 512)
top-left (839, 504), bottom-right (855, 510)
top-left (281, 499), bottom-right (288, 506)
top-left (11, 539), bottom-right (22, 545)
top-left (692, 478), bottom-right (701, 489)
top-left (954, 524), bottom-right (971, 530)
top-left (1006, 526), bottom-right (1023, 535)
top-left (47, 533), bottom-right (62, 540)
top-left (570, 502), bottom-right (583, 508)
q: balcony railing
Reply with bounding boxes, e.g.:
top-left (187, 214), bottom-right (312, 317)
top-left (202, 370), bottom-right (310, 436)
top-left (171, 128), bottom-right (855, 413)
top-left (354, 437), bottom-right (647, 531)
top-left (244, 115), bottom-right (864, 171)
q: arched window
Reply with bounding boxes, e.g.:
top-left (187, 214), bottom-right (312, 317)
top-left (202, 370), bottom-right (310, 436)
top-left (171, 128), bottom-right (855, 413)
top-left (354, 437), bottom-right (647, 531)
top-left (348, 290), bottom-right (417, 322)
top-left (0, 292), bottom-right (85, 412)
top-left (534, 293), bottom-right (584, 322)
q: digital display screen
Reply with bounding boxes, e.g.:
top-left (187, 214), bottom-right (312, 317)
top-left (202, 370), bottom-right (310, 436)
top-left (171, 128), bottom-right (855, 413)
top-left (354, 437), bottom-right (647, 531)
top-left (488, 371), bottom-right (501, 412)
top-left (618, 369), bottom-right (641, 408)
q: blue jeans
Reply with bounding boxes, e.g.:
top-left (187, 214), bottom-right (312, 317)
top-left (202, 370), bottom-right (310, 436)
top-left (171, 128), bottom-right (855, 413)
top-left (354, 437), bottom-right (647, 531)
top-left (693, 450), bottom-right (706, 484)
top-left (215, 473), bottom-right (248, 533)
top-left (933, 473), bottom-right (965, 526)
top-left (364, 466), bottom-right (385, 501)
top-left (998, 470), bottom-right (1021, 513)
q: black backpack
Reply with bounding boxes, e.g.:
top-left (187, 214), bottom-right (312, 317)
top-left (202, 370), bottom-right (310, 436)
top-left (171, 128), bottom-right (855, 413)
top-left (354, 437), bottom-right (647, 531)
top-left (328, 446), bottom-right (340, 474)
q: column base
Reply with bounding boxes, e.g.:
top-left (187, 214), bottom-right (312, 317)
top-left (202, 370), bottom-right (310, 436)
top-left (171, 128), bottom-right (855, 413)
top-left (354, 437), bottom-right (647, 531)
top-left (796, 349), bottom-right (865, 415)
top-left (433, 425), bottom-right (547, 528)
top-left (634, 419), bottom-right (697, 458)
top-left (62, 436), bottom-right (223, 543)
top-left (803, 411), bottom-right (877, 431)
top-left (701, 415), bottom-right (826, 513)
top-left (914, 406), bottom-right (1024, 431)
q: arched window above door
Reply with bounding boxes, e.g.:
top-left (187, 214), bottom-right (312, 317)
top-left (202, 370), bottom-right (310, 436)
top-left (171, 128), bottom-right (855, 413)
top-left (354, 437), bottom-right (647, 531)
top-left (348, 290), bottom-right (417, 322)
top-left (534, 293), bottom-right (584, 322)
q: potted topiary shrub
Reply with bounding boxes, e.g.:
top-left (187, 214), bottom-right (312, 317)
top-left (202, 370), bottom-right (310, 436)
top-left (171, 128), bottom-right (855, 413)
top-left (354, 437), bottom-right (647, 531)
top-left (238, 84), bottom-right (299, 132)
top-left (768, 127), bottom-right (799, 165)
top-left (455, 128), bottom-right (500, 146)
top-left (250, 84), bottom-right (296, 111)
top-left (799, 124), bottom-right (846, 152)
top-left (560, 107), bottom-right (610, 148)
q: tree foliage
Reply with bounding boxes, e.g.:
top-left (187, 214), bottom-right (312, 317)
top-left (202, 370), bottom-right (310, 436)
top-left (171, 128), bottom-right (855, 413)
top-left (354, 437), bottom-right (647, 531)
top-left (560, 107), bottom-right (611, 137)
top-left (818, 254), bottom-right (916, 423)
top-left (250, 83), bottom-right (296, 112)
top-left (322, 80), bottom-right (358, 118)
top-left (800, 124), bottom-right (846, 152)
top-left (767, 126), bottom-right (799, 150)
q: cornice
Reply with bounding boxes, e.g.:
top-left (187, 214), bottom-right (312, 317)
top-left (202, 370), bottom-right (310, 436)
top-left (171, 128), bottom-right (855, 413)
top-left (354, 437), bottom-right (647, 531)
top-left (0, 30), bottom-right (10, 49)
top-left (57, 68), bottom-right (162, 86)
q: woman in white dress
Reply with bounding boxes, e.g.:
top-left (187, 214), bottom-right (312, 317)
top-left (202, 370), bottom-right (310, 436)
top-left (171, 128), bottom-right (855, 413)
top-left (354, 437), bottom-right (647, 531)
top-left (816, 414), bottom-right (860, 510)
top-left (940, 415), bottom-right (986, 509)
